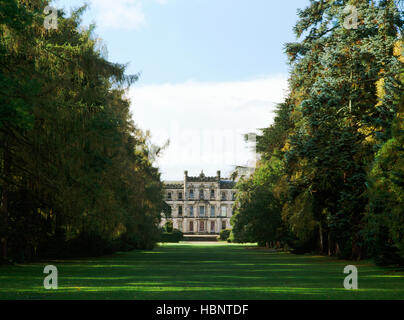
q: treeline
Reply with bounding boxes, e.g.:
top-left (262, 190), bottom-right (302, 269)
top-left (231, 0), bottom-right (404, 265)
top-left (0, 0), bottom-right (164, 262)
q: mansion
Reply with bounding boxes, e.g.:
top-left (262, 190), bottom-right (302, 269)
top-left (161, 170), bottom-right (237, 235)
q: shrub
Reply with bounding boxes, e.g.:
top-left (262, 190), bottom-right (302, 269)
top-left (220, 229), bottom-right (231, 241)
top-left (160, 229), bottom-right (183, 243)
top-left (165, 221), bottom-right (173, 233)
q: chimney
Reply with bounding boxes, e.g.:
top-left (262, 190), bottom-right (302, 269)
top-left (217, 170), bottom-right (221, 181)
top-left (184, 170), bottom-right (188, 182)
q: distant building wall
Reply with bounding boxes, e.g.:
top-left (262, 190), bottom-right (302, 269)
top-left (161, 170), bottom-right (237, 235)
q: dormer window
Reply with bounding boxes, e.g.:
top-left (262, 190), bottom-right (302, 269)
top-left (167, 192), bottom-right (172, 200)
top-left (232, 192), bottom-right (236, 200)
top-left (221, 192), bottom-right (226, 201)
top-left (178, 192), bottom-right (183, 200)
top-left (199, 189), bottom-right (204, 200)
top-left (210, 190), bottom-right (215, 198)
top-left (189, 189), bottom-right (194, 200)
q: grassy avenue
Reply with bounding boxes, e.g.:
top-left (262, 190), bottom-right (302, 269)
top-left (1, 242), bottom-right (404, 300)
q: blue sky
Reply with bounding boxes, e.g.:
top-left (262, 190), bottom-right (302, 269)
top-left (52, 0), bottom-right (309, 180)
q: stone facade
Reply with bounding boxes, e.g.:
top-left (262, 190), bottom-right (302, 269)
top-left (161, 170), bottom-right (236, 235)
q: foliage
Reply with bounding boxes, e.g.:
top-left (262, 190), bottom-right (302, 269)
top-left (232, 0), bottom-right (404, 264)
top-left (231, 155), bottom-right (286, 246)
top-left (219, 229), bottom-right (231, 241)
top-left (160, 229), bottom-right (183, 243)
top-left (164, 221), bottom-right (174, 233)
top-left (365, 68), bottom-right (404, 265)
top-left (0, 1), bottom-right (165, 262)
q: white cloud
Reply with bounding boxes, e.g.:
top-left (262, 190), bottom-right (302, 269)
top-left (129, 75), bottom-right (289, 180)
top-left (80, 0), bottom-right (168, 30)
top-left (89, 0), bottom-right (145, 30)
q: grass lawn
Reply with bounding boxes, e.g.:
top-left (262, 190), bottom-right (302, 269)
top-left (1, 242), bottom-right (404, 300)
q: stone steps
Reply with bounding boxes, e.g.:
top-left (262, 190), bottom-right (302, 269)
top-left (183, 235), bottom-right (218, 242)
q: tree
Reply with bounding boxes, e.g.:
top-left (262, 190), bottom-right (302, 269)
top-left (0, 1), bottom-right (165, 262)
top-left (236, 0), bottom-right (403, 263)
top-left (282, 0), bottom-right (403, 259)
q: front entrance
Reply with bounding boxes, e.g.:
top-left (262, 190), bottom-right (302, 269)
top-left (210, 221), bottom-right (215, 233)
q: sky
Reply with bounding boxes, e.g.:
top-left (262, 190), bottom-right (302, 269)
top-left (53, 0), bottom-right (308, 180)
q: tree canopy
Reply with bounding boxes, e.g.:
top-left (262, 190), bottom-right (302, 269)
top-left (0, 0), bottom-right (165, 262)
top-left (231, 0), bottom-right (404, 264)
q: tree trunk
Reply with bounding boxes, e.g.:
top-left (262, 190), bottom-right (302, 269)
top-left (319, 223), bottom-right (324, 254)
top-left (328, 233), bottom-right (336, 256)
top-left (1, 138), bottom-right (10, 260)
top-left (351, 234), bottom-right (362, 260)
top-left (328, 233), bottom-right (332, 256)
top-left (336, 242), bottom-right (341, 256)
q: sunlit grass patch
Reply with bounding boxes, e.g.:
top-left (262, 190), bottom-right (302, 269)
top-left (1, 243), bottom-right (404, 300)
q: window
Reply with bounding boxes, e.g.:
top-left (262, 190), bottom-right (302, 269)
top-left (178, 206), bottom-right (183, 216)
top-left (222, 221), bottom-right (227, 230)
top-left (199, 221), bottom-right (205, 232)
top-left (232, 192), bottom-right (236, 200)
top-left (221, 192), bottom-right (226, 200)
top-left (210, 189), bottom-right (215, 199)
top-left (199, 189), bottom-right (204, 200)
top-left (178, 192), bottom-right (183, 200)
top-left (210, 206), bottom-right (215, 217)
top-left (190, 221), bottom-right (194, 232)
top-left (190, 206), bottom-right (194, 217)
top-left (167, 192), bottom-right (172, 200)
top-left (221, 206), bottom-right (227, 217)
top-left (199, 206), bottom-right (205, 217)
top-left (210, 221), bottom-right (215, 233)
top-left (189, 189), bottom-right (194, 200)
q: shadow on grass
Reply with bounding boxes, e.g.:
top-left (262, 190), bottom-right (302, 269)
top-left (1, 243), bottom-right (404, 300)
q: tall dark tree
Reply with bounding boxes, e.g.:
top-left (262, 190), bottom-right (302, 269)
top-left (232, 0), bottom-right (404, 264)
top-left (1, 1), bottom-right (165, 262)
